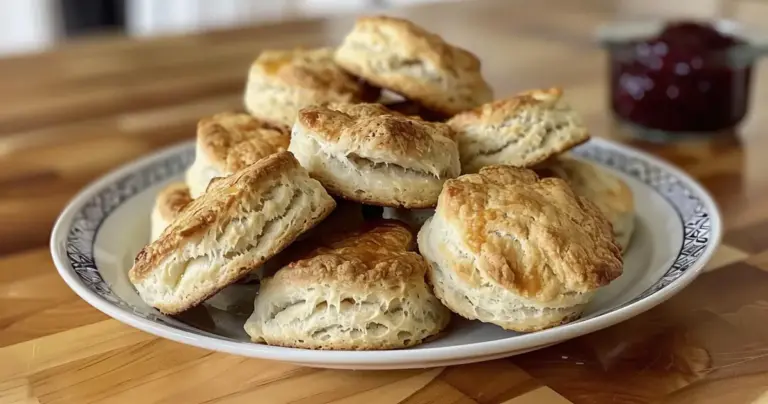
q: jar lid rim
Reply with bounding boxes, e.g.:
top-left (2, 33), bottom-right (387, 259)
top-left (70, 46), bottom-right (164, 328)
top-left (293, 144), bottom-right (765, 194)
top-left (595, 19), bottom-right (768, 48)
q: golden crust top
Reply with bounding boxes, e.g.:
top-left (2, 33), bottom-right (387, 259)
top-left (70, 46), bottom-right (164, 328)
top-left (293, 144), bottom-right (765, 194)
top-left (334, 16), bottom-right (493, 115)
top-left (352, 16), bottom-right (482, 73)
top-left (272, 220), bottom-right (426, 286)
top-left (250, 47), bottom-right (374, 100)
top-left (197, 112), bottom-right (290, 173)
top-left (449, 88), bottom-right (563, 126)
top-left (438, 165), bottom-right (623, 300)
top-left (296, 103), bottom-right (459, 178)
top-left (447, 87), bottom-right (590, 172)
top-left (130, 151), bottom-right (303, 282)
top-left (534, 156), bottom-right (634, 225)
top-left (155, 182), bottom-right (192, 222)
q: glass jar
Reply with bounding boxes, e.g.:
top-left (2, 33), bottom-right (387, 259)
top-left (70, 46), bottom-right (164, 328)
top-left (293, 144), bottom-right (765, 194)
top-left (598, 20), bottom-right (767, 141)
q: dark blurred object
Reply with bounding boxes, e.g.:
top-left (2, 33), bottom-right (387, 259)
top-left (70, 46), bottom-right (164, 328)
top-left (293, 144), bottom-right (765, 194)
top-left (60, 0), bottom-right (125, 36)
top-left (384, 100), bottom-right (450, 122)
top-left (361, 205), bottom-right (384, 220)
top-left (599, 20), bottom-right (766, 142)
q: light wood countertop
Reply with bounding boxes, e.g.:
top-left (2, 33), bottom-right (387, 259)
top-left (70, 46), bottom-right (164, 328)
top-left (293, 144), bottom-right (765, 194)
top-left (3, 0), bottom-right (768, 402)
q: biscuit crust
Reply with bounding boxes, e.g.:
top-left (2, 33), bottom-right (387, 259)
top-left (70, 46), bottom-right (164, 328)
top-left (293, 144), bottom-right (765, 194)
top-left (150, 182), bottom-right (192, 241)
top-left (198, 112), bottom-right (290, 173)
top-left (130, 152), bottom-right (336, 314)
top-left (289, 103), bottom-right (460, 208)
top-left (535, 156), bottom-right (635, 251)
top-left (186, 112), bottom-right (290, 198)
top-left (334, 16), bottom-right (493, 115)
top-left (417, 165), bottom-right (623, 331)
top-left (448, 88), bottom-right (590, 173)
top-left (244, 47), bottom-right (378, 127)
top-left (245, 220), bottom-right (451, 350)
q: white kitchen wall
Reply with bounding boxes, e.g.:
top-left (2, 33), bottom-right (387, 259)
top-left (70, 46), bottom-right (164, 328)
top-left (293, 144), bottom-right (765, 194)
top-left (0, 0), bottom-right (58, 55)
top-left (126, 0), bottom-right (290, 36)
top-left (0, 0), bottom-right (451, 56)
top-left (126, 0), bottom-right (404, 37)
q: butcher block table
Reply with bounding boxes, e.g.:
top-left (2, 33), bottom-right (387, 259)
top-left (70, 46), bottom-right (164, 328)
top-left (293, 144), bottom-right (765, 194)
top-left (4, 0), bottom-right (768, 402)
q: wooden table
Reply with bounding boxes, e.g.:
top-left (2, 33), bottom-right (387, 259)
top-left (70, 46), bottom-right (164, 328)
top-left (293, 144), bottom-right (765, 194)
top-left (3, 0), bottom-right (768, 402)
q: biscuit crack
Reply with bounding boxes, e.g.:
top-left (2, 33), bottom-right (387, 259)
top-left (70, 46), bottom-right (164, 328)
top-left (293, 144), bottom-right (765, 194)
top-left (268, 299), bottom-right (307, 321)
top-left (346, 153), bottom-right (441, 179)
top-left (475, 137), bottom-right (522, 157)
top-left (473, 122), bottom-right (567, 157)
top-left (346, 41), bottom-right (443, 82)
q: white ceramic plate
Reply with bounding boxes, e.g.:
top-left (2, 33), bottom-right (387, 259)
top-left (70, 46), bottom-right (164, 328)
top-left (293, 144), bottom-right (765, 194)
top-left (50, 138), bottom-right (721, 370)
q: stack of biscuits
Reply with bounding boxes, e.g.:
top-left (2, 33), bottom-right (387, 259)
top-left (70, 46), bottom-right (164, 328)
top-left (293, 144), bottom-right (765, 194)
top-left (129, 16), bottom-right (633, 350)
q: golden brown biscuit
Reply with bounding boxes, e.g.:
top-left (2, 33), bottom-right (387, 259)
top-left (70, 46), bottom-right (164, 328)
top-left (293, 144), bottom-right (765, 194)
top-left (417, 165), bottom-right (623, 332)
top-left (245, 220), bottom-right (451, 350)
top-left (150, 182), bottom-right (192, 241)
top-left (448, 88), bottom-right (590, 173)
top-left (185, 112), bottom-right (290, 198)
top-left (244, 47), bottom-right (378, 127)
top-left (535, 156), bottom-right (635, 251)
top-left (289, 103), bottom-right (460, 208)
top-left (129, 152), bottom-right (336, 315)
top-left (334, 16), bottom-right (493, 115)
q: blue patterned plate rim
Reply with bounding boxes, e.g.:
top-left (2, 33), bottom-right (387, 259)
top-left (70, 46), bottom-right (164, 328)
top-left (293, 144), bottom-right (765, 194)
top-left (50, 138), bottom-right (722, 367)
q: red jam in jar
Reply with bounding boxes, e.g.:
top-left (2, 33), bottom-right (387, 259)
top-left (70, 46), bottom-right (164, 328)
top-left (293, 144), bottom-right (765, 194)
top-left (608, 21), bottom-right (753, 134)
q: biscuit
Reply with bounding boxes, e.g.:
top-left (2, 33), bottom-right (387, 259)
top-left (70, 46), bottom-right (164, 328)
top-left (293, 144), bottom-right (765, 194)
top-left (245, 220), bottom-right (451, 350)
top-left (129, 152), bottom-right (336, 315)
top-left (150, 182), bottom-right (192, 241)
top-left (289, 103), bottom-right (460, 208)
top-left (535, 156), bottom-right (635, 251)
top-left (417, 165), bottom-right (623, 332)
top-left (448, 88), bottom-right (590, 173)
top-left (185, 112), bottom-right (290, 198)
top-left (334, 16), bottom-right (493, 115)
top-left (244, 47), bottom-right (378, 127)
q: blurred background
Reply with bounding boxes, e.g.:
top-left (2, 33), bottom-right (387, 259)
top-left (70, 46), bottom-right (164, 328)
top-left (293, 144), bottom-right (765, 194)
top-left (0, 0), bottom-right (455, 56)
top-left (3, 0), bottom-right (763, 57)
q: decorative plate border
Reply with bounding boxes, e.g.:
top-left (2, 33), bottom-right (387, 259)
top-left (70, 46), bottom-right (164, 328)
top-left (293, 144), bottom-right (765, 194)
top-left (571, 145), bottom-right (711, 305)
top-left (65, 147), bottom-right (195, 326)
top-left (60, 140), bottom-right (712, 339)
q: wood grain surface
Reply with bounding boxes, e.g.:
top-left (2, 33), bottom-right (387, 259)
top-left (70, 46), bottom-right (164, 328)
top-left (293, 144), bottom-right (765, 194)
top-left (3, 0), bottom-right (768, 402)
